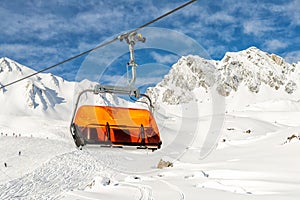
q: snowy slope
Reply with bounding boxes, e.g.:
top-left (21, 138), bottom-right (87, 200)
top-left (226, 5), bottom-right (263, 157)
top-left (0, 47), bottom-right (300, 199)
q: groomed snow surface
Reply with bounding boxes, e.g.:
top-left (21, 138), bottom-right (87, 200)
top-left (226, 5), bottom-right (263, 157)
top-left (1, 52), bottom-right (300, 199)
top-left (1, 99), bottom-right (300, 199)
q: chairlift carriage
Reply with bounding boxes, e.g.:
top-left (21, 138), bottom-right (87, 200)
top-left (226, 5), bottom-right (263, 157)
top-left (70, 32), bottom-right (162, 151)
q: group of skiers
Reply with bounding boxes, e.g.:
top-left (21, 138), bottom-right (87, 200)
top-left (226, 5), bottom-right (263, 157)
top-left (1, 132), bottom-right (21, 137)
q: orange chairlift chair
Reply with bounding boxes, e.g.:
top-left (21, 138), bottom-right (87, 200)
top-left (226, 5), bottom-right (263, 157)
top-left (70, 85), bottom-right (162, 151)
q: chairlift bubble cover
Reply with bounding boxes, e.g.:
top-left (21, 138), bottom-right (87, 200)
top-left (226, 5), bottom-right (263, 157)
top-left (72, 105), bottom-right (162, 149)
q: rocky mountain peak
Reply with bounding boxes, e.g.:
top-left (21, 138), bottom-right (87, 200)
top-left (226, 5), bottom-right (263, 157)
top-left (147, 47), bottom-right (300, 106)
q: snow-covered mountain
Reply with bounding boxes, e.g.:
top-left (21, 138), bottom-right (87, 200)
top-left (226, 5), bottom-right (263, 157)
top-left (217, 47), bottom-right (299, 95)
top-left (0, 57), bottom-right (75, 119)
top-left (0, 58), bottom-right (144, 120)
top-left (146, 47), bottom-right (300, 111)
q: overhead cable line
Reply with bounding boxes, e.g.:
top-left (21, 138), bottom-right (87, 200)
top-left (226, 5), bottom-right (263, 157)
top-left (0, 0), bottom-right (197, 90)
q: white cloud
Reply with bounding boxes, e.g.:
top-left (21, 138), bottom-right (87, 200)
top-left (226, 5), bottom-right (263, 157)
top-left (263, 39), bottom-right (288, 52)
top-left (243, 19), bottom-right (275, 36)
top-left (0, 43), bottom-right (78, 74)
top-left (283, 51), bottom-right (300, 63)
top-left (0, 44), bottom-right (58, 59)
top-left (150, 52), bottom-right (178, 64)
top-left (0, 7), bottom-right (63, 41)
top-left (207, 12), bottom-right (236, 24)
top-left (271, 0), bottom-right (300, 26)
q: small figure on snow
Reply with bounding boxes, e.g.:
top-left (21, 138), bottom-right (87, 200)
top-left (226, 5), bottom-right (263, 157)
top-left (4, 162), bottom-right (7, 168)
top-left (19, 151), bottom-right (21, 156)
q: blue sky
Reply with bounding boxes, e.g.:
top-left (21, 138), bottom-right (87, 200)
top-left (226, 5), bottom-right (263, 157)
top-left (0, 0), bottom-right (299, 84)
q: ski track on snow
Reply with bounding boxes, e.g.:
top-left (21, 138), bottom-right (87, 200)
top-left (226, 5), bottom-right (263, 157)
top-left (0, 150), bottom-right (103, 199)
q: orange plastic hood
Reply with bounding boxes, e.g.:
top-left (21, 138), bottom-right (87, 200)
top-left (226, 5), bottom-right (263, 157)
top-left (74, 106), bottom-right (157, 128)
top-left (73, 105), bottom-right (161, 148)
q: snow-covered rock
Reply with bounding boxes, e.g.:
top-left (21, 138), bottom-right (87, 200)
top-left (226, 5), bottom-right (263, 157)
top-left (147, 47), bottom-right (300, 108)
top-left (217, 47), bottom-right (297, 95)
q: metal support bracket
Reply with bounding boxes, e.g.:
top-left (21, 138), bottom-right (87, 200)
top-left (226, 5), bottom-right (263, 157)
top-left (94, 84), bottom-right (140, 98)
top-left (118, 31), bottom-right (146, 86)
